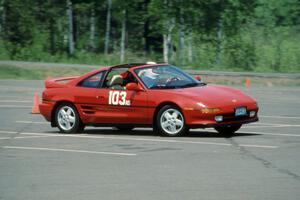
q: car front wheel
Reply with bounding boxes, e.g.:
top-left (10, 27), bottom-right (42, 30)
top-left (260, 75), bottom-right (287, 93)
top-left (214, 125), bottom-right (241, 137)
top-left (156, 105), bottom-right (187, 137)
top-left (55, 103), bottom-right (84, 133)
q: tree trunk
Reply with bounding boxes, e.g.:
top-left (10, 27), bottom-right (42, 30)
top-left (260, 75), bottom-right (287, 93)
top-left (216, 18), bottom-right (223, 66)
top-left (163, 19), bottom-right (175, 63)
top-left (49, 18), bottom-right (55, 55)
top-left (178, 9), bottom-right (185, 66)
top-left (104, 0), bottom-right (112, 54)
top-left (67, 0), bottom-right (75, 55)
top-left (143, 0), bottom-right (150, 54)
top-left (89, 5), bottom-right (96, 51)
top-left (120, 9), bottom-right (126, 63)
top-left (163, 34), bottom-right (168, 62)
top-left (187, 31), bottom-right (193, 63)
top-left (0, 0), bottom-right (5, 37)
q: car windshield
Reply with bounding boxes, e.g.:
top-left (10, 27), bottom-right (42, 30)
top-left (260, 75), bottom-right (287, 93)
top-left (134, 65), bottom-right (205, 89)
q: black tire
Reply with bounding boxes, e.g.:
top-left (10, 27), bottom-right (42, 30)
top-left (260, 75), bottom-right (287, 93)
top-left (115, 125), bottom-right (135, 131)
top-left (214, 125), bottom-right (241, 137)
top-left (156, 105), bottom-right (187, 137)
top-left (55, 102), bottom-right (85, 133)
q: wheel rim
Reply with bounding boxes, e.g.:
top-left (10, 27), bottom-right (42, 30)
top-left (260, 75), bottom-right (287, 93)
top-left (57, 106), bottom-right (76, 131)
top-left (160, 108), bottom-right (184, 135)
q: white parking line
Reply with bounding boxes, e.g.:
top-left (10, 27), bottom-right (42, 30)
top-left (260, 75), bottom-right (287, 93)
top-left (260, 115), bottom-right (300, 119)
top-left (0, 105), bottom-right (31, 108)
top-left (20, 132), bottom-right (278, 149)
top-left (238, 131), bottom-right (300, 137)
top-left (256, 122), bottom-right (300, 126)
top-left (16, 121), bottom-right (49, 124)
top-left (0, 100), bottom-right (31, 103)
top-left (2, 146), bottom-right (137, 156)
top-left (14, 135), bottom-right (58, 139)
top-left (0, 130), bottom-right (18, 134)
top-left (243, 125), bottom-right (300, 128)
top-left (0, 137), bottom-right (10, 140)
top-left (192, 129), bottom-right (300, 137)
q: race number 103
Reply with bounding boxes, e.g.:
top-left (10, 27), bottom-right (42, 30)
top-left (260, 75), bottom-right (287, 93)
top-left (108, 91), bottom-right (131, 106)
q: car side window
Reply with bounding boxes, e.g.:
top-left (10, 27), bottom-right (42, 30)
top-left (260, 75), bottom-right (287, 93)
top-left (103, 68), bottom-right (133, 90)
top-left (78, 71), bottom-right (104, 88)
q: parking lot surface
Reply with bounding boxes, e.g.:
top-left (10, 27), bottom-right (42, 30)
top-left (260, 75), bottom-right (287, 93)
top-left (0, 80), bottom-right (300, 200)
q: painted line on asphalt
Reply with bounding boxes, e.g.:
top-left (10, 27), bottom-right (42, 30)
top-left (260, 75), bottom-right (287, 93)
top-left (0, 130), bottom-right (18, 134)
top-left (0, 136), bottom-right (55, 140)
top-left (0, 137), bottom-right (10, 140)
top-left (255, 122), bottom-right (300, 126)
top-left (0, 100), bottom-right (31, 103)
top-left (260, 115), bottom-right (300, 119)
top-left (192, 129), bottom-right (300, 137)
top-left (243, 125), bottom-right (300, 128)
top-left (0, 96), bottom-right (31, 99)
top-left (19, 132), bottom-right (278, 149)
top-left (16, 121), bottom-right (49, 124)
top-left (238, 130), bottom-right (300, 137)
top-left (2, 146), bottom-right (137, 156)
top-left (14, 135), bottom-right (58, 139)
top-left (0, 105), bottom-right (31, 108)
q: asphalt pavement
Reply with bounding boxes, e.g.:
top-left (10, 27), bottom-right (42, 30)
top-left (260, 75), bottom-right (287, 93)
top-left (0, 80), bottom-right (300, 200)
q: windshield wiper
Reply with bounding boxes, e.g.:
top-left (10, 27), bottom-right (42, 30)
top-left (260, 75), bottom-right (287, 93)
top-left (150, 85), bottom-right (176, 89)
top-left (180, 82), bottom-right (205, 88)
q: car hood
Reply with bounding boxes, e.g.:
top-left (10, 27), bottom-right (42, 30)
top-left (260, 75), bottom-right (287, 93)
top-left (175, 84), bottom-right (256, 107)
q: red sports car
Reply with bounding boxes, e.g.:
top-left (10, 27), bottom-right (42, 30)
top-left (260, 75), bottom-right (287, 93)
top-left (39, 63), bottom-right (258, 136)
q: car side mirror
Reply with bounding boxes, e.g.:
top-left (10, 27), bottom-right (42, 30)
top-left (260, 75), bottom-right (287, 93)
top-left (194, 75), bottom-right (202, 81)
top-left (126, 83), bottom-right (143, 91)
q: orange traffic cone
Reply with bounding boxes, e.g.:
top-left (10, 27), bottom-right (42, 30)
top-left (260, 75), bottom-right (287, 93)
top-left (31, 92), bottom-right (40, 114)
top-left (245, 78), bottom-right (251, 88)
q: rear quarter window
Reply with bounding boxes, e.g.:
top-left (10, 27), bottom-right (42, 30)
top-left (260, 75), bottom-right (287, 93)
top-left (78, 71), bottom-right (105, 88)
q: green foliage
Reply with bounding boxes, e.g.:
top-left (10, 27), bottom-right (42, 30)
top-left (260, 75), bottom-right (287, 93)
top-left (0, 64), bottom-right (90, 79)
top-left (0, 0), bottom-right (299, 72)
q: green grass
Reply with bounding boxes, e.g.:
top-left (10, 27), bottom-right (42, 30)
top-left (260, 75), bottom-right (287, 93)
top-left (0, 63), bottom-right (299, 87)
top-left (0, 64), bottom-right (90, 80)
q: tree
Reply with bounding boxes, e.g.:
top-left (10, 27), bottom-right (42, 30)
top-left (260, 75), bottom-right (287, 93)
top-left (2, 0), bottom-right (34, 58)
top-left (89, 2), bottom-right (96, 51)
top-left (67, 0), bottom-right (75, 55)
top-left (104, 0), bottom-right (112, 54)
top-left (120, 9), bottom-right (126, 62)
top-left (0, 0), bottom-right (5, 37)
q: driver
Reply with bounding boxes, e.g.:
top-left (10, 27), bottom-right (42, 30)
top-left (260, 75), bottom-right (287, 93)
top-left (138, 68), bottom-right (159, 88)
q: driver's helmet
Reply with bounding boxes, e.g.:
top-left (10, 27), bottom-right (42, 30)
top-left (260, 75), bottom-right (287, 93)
top-left (138, 68), bottom-right (159, 79)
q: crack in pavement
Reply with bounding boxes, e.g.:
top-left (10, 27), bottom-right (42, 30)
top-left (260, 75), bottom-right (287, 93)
top-left (0, 122), bottom-right (34, 151)
top-left (225, 137), bottom-right (300, 181)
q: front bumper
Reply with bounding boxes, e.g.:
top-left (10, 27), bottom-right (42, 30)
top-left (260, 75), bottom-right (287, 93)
top-left (188, 117), bottom-right (258, 128)
top-left (184, 108), bottom-right (259, 128)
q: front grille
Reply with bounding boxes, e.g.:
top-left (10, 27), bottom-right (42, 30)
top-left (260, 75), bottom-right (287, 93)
top-left (222, 112), bottom-right (252, 122)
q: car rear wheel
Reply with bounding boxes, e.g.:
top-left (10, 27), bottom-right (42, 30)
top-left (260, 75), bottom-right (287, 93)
top-left (156, 105), bottom-right (187, 137)
top-left (214, 125), bottom-right (241, 137)
top-left (115, 125), bottom-right (135, 131)
top-left (55, 103), bottom-right (85, 133)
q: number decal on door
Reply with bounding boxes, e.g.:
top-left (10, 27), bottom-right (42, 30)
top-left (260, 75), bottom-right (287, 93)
top-left (108, 91), bottom-right (131, 106)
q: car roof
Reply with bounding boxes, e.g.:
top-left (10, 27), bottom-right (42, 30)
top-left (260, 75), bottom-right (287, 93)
top-left (110, 62), bottom-right (168, 70)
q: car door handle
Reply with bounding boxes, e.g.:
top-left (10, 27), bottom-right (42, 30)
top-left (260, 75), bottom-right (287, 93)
top-left (96, 96), bottom-right (104, 99)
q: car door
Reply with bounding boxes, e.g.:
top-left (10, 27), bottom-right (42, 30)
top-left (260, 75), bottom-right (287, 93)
top-left (96, 87), bottom-right (149, 124)
top-left (73, 71), bottom-right (109, 124)
top-left (95, 68), bottom-right (150, 124)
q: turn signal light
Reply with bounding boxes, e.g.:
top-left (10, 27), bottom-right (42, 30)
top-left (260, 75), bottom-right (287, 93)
top-left (201, 108), bottom-right (221, 114)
